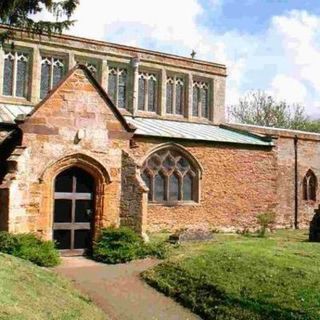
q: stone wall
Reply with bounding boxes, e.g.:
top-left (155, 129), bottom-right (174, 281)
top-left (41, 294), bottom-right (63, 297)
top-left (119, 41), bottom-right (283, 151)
top-left (227, 124), bottom-right (320, 229)
top-left (131, 137), bottom-right (277, 232)
top-left (120, 151), bottom-right (148, 233)
top-left (2, 67), bottom-right (134, 239)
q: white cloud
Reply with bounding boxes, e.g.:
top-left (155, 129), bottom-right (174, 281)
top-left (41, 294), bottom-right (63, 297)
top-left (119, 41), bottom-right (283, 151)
top-left (270, 74), bottom-right (307, 104)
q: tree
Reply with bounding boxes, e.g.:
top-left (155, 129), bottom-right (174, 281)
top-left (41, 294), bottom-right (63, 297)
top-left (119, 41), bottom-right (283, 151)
top-left (0, 0), bottom-right (79, 43)
top-left (228, 90), bottom-right (314, 131)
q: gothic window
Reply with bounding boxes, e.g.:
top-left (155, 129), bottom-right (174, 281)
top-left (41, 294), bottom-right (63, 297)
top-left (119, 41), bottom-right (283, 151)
top-left (141, 147), bottom-right (200, 203)
top-left (138, 72), bottom-right (158, 112)
top-left (303, 169), bottom-right (317, 201)
top-left (193, 80), bottom-right (210, 119)
top-left (3, 51), bottom-right (29, 98)
top-left (76, 60), bottom-right (98, 78)
top-left (40, 56), bottom-right (65, 99)
top-left (107, 66), bottom-right (128, 109)
top-left (166, 76), bottom-right (185, 115)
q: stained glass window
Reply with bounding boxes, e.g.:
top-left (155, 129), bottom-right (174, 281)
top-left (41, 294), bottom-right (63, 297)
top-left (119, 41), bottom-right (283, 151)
top-left (107, 66), bottom-right (128, 109)
top-left (138, 72), bottom-right (157, 112)
top-left (192, 86), bottom-right (200, 116)
top-left (3, 51), bottom-right (29, 98)
top-left (40, 56), bottom-right (65, 99)
top-left (175, 79), bottom-right (184, 115)
top-left (183, 174), bottom-right (193, 201)
top-left (155, 173), bottom-right (165, 202)
top-left (169, 174), bottom-right (179, 201)
top-left (166, 78), bottom-right (174, 114)
top-left (108, 68), bottom-right (117, 104)
top-left (3, 53), bottom-right (14, 96)
top-left (148, 77), bottom-right (156, 112)
top-left (118, 70), bottom-right (127, 109)
top-left (193, 80), bottom-right (210, 119)
top-left (141, 148), bottom-right (199, 203)
top-left (166, 76), bottom-right (184, 115)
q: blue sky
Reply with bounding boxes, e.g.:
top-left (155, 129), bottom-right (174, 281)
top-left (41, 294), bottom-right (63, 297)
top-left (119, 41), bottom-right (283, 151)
top-left (199, 0), bottom-right (320, 33)
top-left (38, 0), bottom-right (320, 117)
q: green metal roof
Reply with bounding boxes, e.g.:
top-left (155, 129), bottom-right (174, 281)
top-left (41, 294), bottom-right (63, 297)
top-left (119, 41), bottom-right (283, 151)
top-left (125, 117), bottom-right (273, 146)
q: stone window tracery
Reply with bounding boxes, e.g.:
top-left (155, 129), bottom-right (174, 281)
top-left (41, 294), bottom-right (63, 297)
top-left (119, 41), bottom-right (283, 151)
top-left (40, 56), bottom-right (65, 99)
top-left (192, 80), bottom-right (209, 119)
top-left (76, 60), bottom-right (98, 78)
top-left (138, 72), bottom-right (157, 112)
top-left (141, 147), bottom-right (200, 203)
top-left (166, 76), bottom-right (184, 115)
top-left (303, 169), bottom-right (317, 201)
top-left (3, 51), bottom-right (29, 98)
top-left (107, 66), bottom-right (127, 109)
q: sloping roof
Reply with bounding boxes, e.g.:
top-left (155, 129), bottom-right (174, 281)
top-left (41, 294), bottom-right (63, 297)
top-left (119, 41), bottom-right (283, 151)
top-left (125, 117), bottom-right (273, 146)
top-left (0, 104), bottom-right (33, 124)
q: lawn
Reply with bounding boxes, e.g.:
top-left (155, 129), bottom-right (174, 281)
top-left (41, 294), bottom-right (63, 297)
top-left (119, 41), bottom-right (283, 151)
top-left (0, 253), bottom-right (106, 320)
top-left (143, 230), bottom-right (320, 320)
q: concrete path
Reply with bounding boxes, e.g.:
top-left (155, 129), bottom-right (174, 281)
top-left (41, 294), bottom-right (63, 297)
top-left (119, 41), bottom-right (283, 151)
top-left (55, 257), bottom-right (201, 320)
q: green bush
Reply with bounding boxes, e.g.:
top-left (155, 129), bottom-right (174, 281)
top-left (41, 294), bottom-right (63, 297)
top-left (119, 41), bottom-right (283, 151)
top-left (0, 232), bottom-right (60, 267)
top-left (257, 212), bottom-right (276, 237)
top-left (92, 227), bottom-right (169, 264)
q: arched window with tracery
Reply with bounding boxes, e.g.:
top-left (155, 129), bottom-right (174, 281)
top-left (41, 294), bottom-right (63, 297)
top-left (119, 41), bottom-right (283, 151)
top-left (303, 169), bottom-right (317, 201)
top-left (141, 146), bottom-right (201, 203)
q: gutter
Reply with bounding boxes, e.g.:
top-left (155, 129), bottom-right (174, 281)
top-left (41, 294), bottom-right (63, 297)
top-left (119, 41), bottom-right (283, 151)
top-left (294, 135), bottom-right (299, 229)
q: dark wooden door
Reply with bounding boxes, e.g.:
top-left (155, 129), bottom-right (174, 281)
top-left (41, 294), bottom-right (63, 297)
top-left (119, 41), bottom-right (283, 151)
top-left (53, 167), bottom-right (95, 253)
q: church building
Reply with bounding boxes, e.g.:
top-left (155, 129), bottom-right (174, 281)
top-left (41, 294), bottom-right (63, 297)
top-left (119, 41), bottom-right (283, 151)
top-left (0, 25), bottom-right (318, 252)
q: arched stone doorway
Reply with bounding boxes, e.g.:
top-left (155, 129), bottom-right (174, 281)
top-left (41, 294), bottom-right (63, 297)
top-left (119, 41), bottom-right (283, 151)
top-left (53, 167), bottom-right (95, 253)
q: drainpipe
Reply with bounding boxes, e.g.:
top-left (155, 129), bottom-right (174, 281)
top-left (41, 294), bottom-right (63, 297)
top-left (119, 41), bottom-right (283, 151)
top-left (294, 135), bottom-right (299, 229)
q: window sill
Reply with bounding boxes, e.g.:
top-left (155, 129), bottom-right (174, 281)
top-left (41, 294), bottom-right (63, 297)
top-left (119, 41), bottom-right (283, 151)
top-left (148, 201), bottom-right (200, 207)
top-left (0, 95), bottom-right (33, 106)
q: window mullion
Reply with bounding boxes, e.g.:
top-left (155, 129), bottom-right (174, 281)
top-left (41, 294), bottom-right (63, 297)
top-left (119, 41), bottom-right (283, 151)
top-left (173, 77), bottom-right (177, 115)
top-left (165, 174), bottom-right (169, 201)
top-left (115, 68), bottom-right (119, 107)
top-left (12, 52), bottom-right (18, 97)
top-left (144, 77), bottom-right (148, 111)
top-left (50, 58), bottom-right (54, 90)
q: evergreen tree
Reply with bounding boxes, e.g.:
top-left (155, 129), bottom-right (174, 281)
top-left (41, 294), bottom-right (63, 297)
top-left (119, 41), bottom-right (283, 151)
top-left (0, 0), bottom-right (79, 42)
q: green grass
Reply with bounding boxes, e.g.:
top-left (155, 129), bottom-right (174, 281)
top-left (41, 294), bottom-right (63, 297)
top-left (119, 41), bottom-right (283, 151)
top-left (0, 253), bottom-right (106, 320)
top-left (143, 230), bottom-right (320, 320)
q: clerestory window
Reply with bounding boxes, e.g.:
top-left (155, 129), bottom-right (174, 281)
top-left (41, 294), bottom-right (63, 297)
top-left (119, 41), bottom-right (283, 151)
top-left (166, 76), bottom-right (185, 115)
top-left (141, 147), bottom-right (201, 203)
top-left (108, 66), bottom-right (128, 109)
top-left (3, 51), bottom-right (29, 98)
top-left (138, 72), bottom-right (158, 112)
top-left (76, 60), bottom-right (98, 78)
top-left (303, 169), bottom-right (317, 201)
top-left (192, 80), bottom-right (210, 119)
top-left (40, 56), bottom-right (66, 99)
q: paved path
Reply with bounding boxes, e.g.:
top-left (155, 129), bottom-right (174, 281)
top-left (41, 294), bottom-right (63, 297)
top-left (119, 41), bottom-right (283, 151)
top-left (55, 257), bottom-right (201, 320)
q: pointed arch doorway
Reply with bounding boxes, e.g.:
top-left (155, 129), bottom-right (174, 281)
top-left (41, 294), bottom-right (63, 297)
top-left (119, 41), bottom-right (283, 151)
top-left (53, 167), bottom-right (95, 254)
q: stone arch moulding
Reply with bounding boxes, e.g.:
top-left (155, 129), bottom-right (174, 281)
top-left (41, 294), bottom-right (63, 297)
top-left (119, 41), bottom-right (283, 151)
top-left (139, 142), bottom-right (203, 179)
top-left (39, 153), bottom-right (112, 240)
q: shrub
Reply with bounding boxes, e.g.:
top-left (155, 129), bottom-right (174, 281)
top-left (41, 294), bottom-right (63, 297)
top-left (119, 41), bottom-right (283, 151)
top-left (257, 212), bottom-right (276, 237)
top-left (92, 227), bottom-right (170, 264)
top-left (0, 232), bottom-right (60, 267)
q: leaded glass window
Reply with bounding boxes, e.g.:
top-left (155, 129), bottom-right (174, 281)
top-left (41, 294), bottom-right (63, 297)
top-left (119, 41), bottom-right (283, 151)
top-left (138, 72), bottom-right (158, 112)
top-left (3, 51), bottom-right (29, 98)
top-left (166, 76), bottom-right (184, 115)
top-left (40, 56), bottom-right (65, 99)
top-left (193, 80), bottom-right (210, 119)
top-left (141, 147), bottom-right (199, 203)
top-left (107, 66), bottom-right (128, 109)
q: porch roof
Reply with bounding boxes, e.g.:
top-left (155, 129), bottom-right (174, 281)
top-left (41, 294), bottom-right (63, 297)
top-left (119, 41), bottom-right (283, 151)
top-left (0, 104), bottom-right (33, 124)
